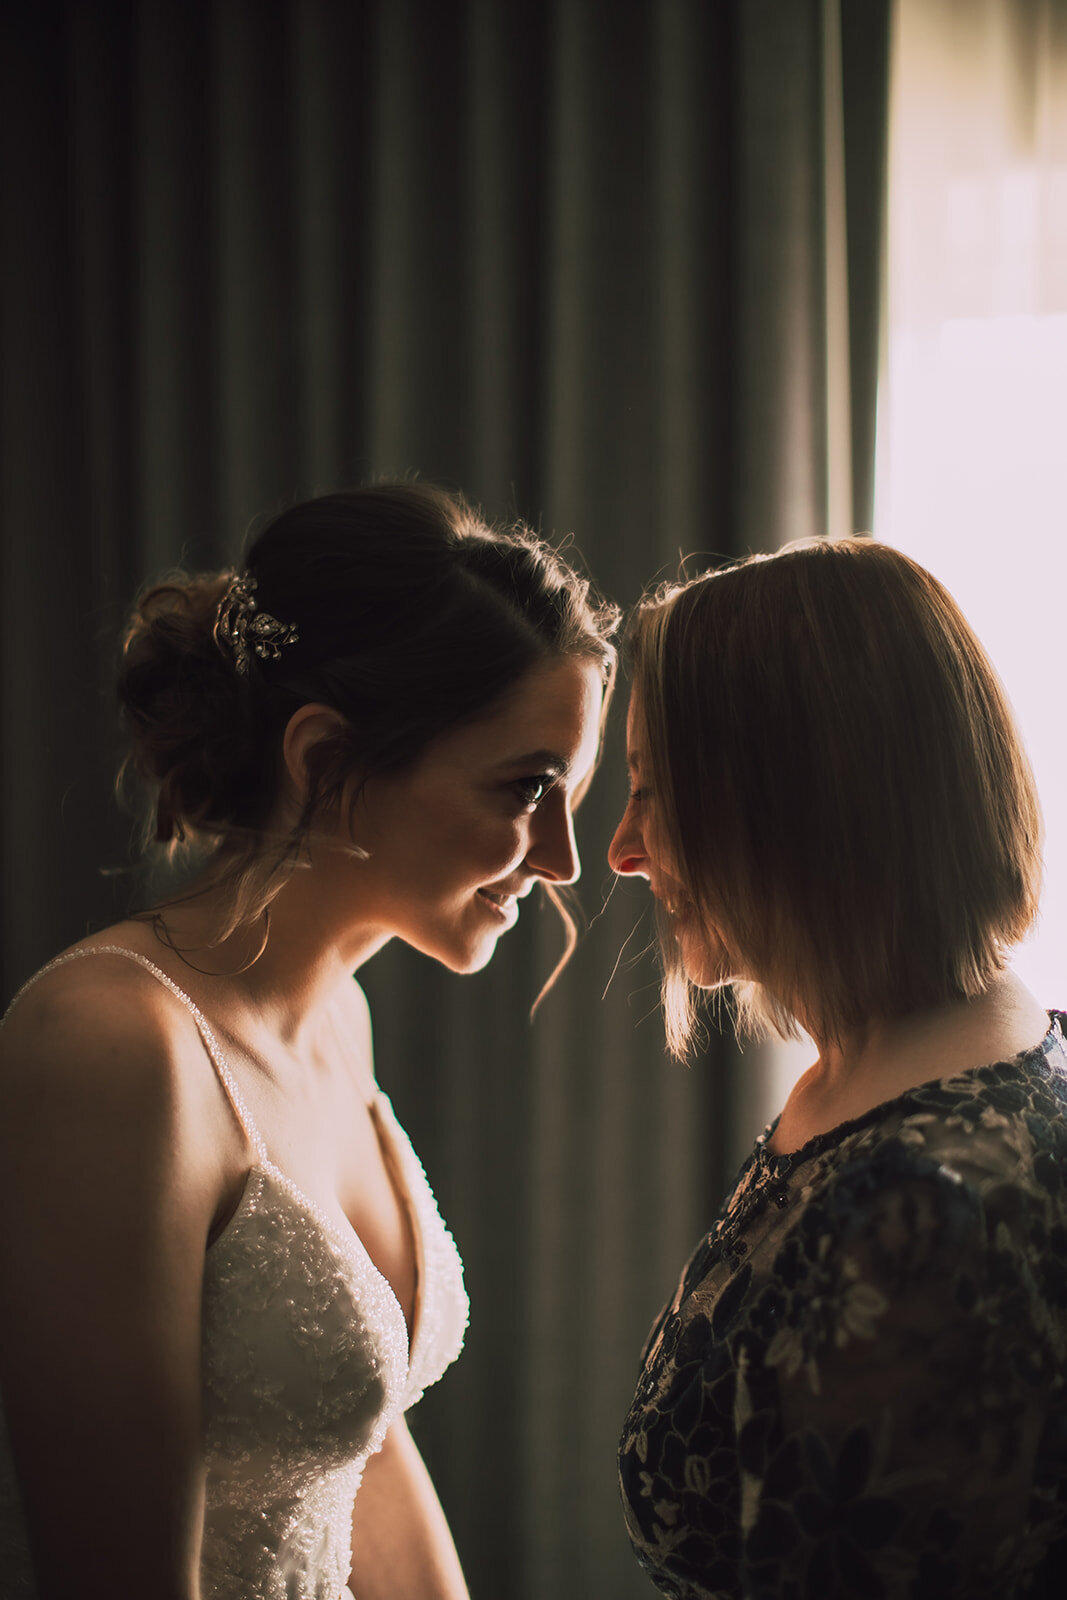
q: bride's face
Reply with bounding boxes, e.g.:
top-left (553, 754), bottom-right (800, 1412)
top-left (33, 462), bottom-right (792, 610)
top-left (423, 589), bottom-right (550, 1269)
top-left (342, 655), bottom-right (605, 973)
top-left (608, 692), bottom-right (737, 989)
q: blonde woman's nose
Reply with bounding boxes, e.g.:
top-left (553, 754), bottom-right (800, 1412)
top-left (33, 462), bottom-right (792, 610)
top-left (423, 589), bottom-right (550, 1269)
top-left (608, 802), bottom-right (649, 878)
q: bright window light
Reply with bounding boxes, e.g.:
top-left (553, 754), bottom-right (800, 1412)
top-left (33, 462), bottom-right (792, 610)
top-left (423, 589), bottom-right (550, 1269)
top-left (876, 308), bottom-right (1067, 1000)
top-left (877, 0), bottom-right (1067, 1004)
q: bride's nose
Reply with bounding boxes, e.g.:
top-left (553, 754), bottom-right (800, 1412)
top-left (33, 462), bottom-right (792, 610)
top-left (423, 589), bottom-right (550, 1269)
top-left (527, 793), bottom-right (581, 885)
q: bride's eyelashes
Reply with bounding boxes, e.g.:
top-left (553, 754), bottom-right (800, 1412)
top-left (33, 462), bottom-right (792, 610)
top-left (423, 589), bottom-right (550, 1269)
top-left (512, 773), bottom-right (557, 809)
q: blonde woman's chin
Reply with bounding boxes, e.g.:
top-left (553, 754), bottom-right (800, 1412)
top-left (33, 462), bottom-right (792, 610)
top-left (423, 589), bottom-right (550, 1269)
top-left (672, 915), bottom-right (738, 991)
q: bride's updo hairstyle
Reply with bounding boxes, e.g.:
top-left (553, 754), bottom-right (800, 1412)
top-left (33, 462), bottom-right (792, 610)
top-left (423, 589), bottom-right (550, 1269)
top-left (629, 537), bottom-right (1042, 1056)
top-left (118, 483), bottom-right (619, 940)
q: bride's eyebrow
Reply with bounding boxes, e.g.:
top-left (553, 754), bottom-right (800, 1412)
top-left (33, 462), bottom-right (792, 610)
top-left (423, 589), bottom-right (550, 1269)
top-left (495, 749), bottom-right (569, 775)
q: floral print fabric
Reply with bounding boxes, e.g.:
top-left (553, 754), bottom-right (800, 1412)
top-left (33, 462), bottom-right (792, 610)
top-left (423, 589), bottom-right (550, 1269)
top-left (620, 1016), bottom-right (1067, 1598)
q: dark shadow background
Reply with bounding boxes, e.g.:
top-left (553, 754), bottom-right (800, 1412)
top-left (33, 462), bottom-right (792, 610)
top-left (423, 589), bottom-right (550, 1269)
top-left (0, 2), bottom-right (888, 1595)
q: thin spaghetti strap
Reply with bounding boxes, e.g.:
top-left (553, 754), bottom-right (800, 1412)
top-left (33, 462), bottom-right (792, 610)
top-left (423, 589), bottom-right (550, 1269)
top-left (2, 945), bottom-right (270, 1164)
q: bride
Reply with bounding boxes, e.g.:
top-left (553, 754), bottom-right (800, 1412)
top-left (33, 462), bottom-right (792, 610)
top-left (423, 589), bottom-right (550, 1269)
top-left (0, 483), bottom-right (617, 1600)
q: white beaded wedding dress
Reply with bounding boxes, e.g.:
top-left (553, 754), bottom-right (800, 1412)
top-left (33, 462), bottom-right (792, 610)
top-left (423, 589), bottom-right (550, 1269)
top-left (0, 947), bottom-right (469, 1599)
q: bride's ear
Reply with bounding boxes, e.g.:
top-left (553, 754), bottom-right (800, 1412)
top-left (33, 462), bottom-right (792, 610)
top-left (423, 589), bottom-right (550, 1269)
top-left (280, 703), bottom-right (352, 800)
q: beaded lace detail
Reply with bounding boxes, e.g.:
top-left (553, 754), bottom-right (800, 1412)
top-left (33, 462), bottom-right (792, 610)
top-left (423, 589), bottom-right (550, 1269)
top-left (619, 1017), bottom-right (1067, 1598)
top-left (0, 945), bottom-right (468, 1600)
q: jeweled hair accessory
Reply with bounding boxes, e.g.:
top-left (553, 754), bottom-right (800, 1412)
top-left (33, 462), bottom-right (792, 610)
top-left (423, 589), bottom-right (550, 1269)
top-left (215, 572), bottom-right (300, 676)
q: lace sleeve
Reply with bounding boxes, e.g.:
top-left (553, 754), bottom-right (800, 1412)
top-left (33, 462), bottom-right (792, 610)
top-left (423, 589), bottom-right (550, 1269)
top-left (737, 1144), bottom-right (1067, 1596)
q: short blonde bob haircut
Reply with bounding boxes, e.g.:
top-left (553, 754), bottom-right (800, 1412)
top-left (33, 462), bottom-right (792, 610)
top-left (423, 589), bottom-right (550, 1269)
top-left (630, 537), bottom-right (1043, 1056)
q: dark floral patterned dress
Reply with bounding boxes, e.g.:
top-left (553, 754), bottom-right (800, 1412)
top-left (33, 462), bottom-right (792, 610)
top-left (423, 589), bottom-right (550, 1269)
top-left (620, 1015), bottom-right (1067, 1598)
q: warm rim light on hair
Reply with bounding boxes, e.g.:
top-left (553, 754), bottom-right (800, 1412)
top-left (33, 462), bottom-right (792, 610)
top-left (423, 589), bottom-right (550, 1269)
top-left (629, 537), bottom-right (1042, 1059)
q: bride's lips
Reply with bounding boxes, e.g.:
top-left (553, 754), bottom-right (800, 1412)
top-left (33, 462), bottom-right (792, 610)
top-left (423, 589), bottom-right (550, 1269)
top-left (477, 888), bottom-right (519, 925)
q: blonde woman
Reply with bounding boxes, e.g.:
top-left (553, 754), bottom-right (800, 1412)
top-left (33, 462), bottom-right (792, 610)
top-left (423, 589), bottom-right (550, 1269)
top-left (610, 539), bottom-right (1066, 1597)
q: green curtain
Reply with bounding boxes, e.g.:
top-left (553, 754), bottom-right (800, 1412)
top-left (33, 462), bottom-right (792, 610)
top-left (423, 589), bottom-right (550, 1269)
top-left (0, 2), bottom-right (889, 1595)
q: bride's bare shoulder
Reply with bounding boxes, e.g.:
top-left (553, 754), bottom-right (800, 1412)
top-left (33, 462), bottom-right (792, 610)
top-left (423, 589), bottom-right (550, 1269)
top-left (0, 938), bottom-right (220, 1135)
top-left (0, 939), bottom-right (238, 1370)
